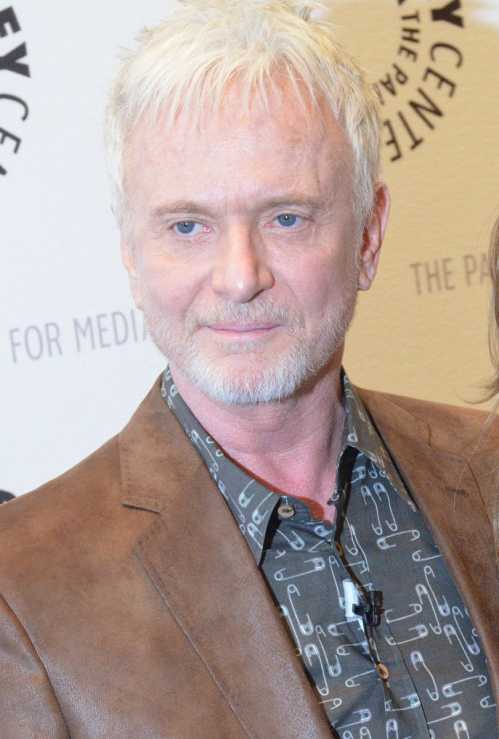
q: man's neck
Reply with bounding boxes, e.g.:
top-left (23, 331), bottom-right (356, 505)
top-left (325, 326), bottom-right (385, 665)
top-left (169, 358), bottom-right (346, 522)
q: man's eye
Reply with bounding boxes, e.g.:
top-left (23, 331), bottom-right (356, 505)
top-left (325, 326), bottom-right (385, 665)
top-left (275, 213), bottom-right (302, 228)
top-left (173, 221), bottom-right (203, 236)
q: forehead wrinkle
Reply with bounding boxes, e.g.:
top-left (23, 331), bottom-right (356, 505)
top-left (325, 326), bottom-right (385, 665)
top-left (134, 80), bottom-right (327, 162)
top-left (125, 84), bottom-right (353, 225)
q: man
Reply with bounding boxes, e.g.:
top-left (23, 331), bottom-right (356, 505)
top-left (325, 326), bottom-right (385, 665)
top-left (0, 2), bottom-right (497, 737)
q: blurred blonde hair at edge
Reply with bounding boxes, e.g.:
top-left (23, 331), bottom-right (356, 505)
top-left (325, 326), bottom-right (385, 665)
top-left (488, 217), bottom-right (499, 396)
top-left (487, 217), bottom-right (499, 565)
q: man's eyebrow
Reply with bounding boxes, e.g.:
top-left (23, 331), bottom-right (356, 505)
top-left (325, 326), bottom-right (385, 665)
top-left (149, 194), bottom-right (327, 222)
top-left (150, 201), bottom-right (213, 220)
top-left (258, 194), bottom-right (325, 211)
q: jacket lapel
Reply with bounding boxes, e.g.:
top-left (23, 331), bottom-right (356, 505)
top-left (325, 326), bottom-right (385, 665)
top-left (119, 379), bottom-right (333, 739)
top-left (360, 389), bottom-right (499, 691)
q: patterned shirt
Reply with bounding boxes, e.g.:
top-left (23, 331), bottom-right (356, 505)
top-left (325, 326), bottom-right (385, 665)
top-left (161, 368), bottom-right (496, 738)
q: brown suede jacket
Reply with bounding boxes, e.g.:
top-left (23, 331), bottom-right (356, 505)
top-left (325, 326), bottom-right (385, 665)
top-left (0, 379), bottom-right (497, 738)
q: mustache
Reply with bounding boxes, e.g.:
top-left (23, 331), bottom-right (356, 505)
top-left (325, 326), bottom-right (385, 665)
top-left (192, 300), bottom-right (304, 330)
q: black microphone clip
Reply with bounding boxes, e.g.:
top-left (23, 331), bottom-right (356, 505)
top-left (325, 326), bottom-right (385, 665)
top-left (353, 590), bottom-right (384, 627)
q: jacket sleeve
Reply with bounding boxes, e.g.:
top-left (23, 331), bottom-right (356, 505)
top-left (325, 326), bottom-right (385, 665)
top-left (0, 593), bottom-right (69, 738)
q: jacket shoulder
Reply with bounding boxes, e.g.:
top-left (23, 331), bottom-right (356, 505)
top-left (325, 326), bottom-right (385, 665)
top-left (0, 434), bottom-right (120, 528)
top-left (0, 435), bottom-right (148, 591)
top-left (358, 388), bottom-right (499, 457)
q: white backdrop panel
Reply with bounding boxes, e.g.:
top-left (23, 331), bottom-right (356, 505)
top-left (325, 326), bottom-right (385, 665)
top-left (2, 2), bottom-right (175, 494)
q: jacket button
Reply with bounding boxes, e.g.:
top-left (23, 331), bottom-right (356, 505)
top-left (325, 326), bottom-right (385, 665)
top-left (277, 503), bottom-right (295, 519)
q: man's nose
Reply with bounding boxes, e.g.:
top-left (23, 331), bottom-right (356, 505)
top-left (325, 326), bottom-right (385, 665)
top-left (211, 226), bottom-right (275, 302)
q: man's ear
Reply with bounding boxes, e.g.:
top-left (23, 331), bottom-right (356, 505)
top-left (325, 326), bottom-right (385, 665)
top-left (357, 183), bottom-right (391, 291)
top-left (121, 239), bottom-right (143, 309)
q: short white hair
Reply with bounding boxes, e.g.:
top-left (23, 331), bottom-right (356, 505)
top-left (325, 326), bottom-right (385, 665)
top-left (105, 0), bottom-right (381, 231)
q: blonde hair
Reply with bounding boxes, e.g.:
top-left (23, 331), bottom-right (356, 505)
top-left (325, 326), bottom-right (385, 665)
top-left (105, 0), bottom-right (381, 231)
top-left (486, 217), bottom-right (499, 569)
top-left (487, 217), bottom-right (499, 398)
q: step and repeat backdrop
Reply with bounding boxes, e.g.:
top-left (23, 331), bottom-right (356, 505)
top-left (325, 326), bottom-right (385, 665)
top-left (3, 1), bottom-right (499, 495)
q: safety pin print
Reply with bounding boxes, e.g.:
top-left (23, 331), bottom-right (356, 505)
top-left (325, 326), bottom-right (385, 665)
top-left (341, 729), bottom-right (372, 739)
top-left (327, 616), bottom-right (361, 639)
top-left (251, 491), bottom-right (274, 526)
top-left (275, 527), bottom-right (306, 552)
top-left (424, 565), bottom-right (451, 617)
top-left (327, 554), bottom-right (347, 607)
top-left (410, 651), bottom-right (439, 701)
top-left (307, 536), bottom-right (330, 553)
top-left (372, 481), bottom-right (398, 532)
top-left (204, 434), bottom-right (224, 456)
top-left (452, 606), bottom-right (480, 655)
top-left (361, 484), bottom-right (383, 536)
top-left (287, 584), bottom-right (314, 636)
top-left (304, 644), bottom-right (329, 697)
top-left (344, 666), bottom-right (376, 689)
top-left (377, 529), bottom-right (421, 550)
top-left (427, 701), bottom-right (462, 725)
top-left (319, 696), bottom-right (342, 713)
top-left (346, 430), bottom-right (359, 445)
top-left (385, 718), bottom-right (401, 739)
top-left (246, 522), bottom-right (264, 547)
top-left (315, 624), bottom-right (342, 677)
top-left (384, 692), bottom-right (421, 713)
top-left (312, 523), bottom-right (330, 539)
top-left (412, 548), bottom-right (442, 563)
top-left (453, 720), bottom-right (470, 738)
top-left (351, 464), bottom-right (367, 485)
top-left (442, 674), bottom-right (487, 698)
top-left (443, 624), bottom-right (474, 673)
top-left (360, 481), bottom-right (398, 537)
top-left (190, 429), bottom-right (220, 473)
top-left (237, 479), bottom-right (256, 509)
top-left (273, 556), bottom-right (325, 582)
top-left (343, 519), bottom-right (369, 574)
top-left (336, 638), bottom-right (370, 657)
top-left (480, 694), bottom-right (496, 709)
top-left (384, 601), bottom-right (422, 624)
top-left (385, 623), bottom-right (429, 647)
top-left (415, 582), bottom-right (442, 635)
top-left (336, 708), bottom-right (371, 730)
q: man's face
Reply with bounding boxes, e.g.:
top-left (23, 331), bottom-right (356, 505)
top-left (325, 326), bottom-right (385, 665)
top-left (123, 85), bottom-right (387, 405)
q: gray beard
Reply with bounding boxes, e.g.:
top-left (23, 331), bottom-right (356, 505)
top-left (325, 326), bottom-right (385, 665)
top-left (143, 290), bottom-right (357, 406)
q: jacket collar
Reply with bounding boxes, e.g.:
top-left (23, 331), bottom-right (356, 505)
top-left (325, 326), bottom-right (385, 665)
top-left (119, 377), bottom-right (333, 739)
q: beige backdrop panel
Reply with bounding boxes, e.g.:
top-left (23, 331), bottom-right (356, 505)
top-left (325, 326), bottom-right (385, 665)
top-left (336, 0), bottom-right (499, 405)
top-left (2, 1), bottom-right (499, 495)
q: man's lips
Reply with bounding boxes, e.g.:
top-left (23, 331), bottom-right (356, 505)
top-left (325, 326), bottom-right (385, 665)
top-left (204, 323), bottom-right (280, 337)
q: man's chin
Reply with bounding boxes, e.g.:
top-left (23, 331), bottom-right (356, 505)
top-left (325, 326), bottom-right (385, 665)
top-left (180, 353), bottom-right (310, 406)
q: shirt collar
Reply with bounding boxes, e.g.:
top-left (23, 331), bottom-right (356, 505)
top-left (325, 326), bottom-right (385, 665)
top-left (341, 372), bottom-right (409, 497)
top-left (161, 367), bottom-right (279, 562)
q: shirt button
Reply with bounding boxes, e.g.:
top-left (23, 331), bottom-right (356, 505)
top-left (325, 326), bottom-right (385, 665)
top-left (277, 503), bottom-right (295, 519)
top-left (376, 662), bottom-right (390, 682)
